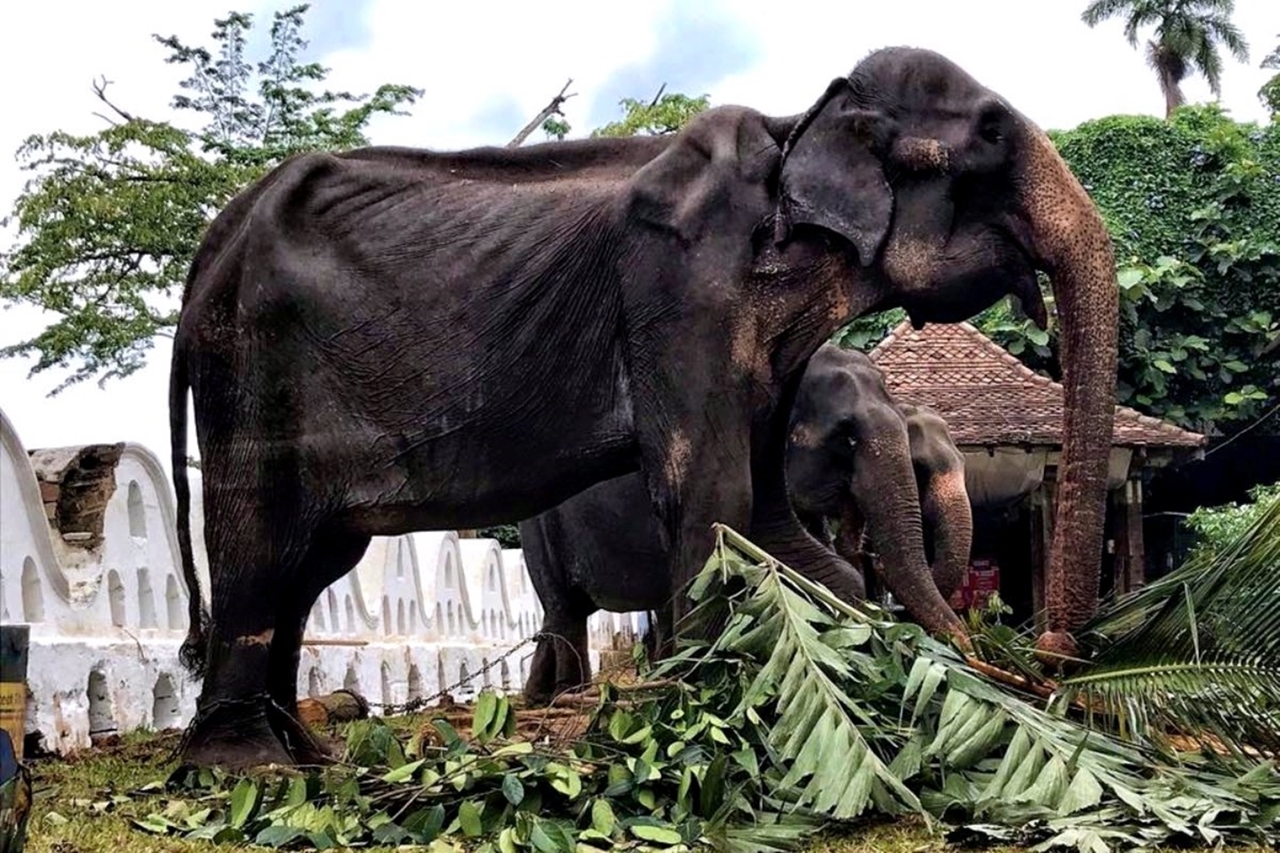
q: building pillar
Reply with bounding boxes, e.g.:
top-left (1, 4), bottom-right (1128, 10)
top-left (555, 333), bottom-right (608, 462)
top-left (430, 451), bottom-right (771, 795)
top-left (1111, 477), bottom-right (1145, 595)
top-left (1028, 468), bottom-right (1057, 632)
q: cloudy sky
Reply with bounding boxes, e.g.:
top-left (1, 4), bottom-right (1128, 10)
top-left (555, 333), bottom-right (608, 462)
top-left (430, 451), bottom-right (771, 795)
top-left (1, 0), bottom-right (1277, 477)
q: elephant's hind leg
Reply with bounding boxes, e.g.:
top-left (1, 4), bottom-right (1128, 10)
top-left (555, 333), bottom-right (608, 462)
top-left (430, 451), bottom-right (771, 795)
top-left (266, 529), bottom-right (372, 766)
top-left (178, 478), bottom-right (329, 769)
top-left (524, 611), bottom-right (592, 706)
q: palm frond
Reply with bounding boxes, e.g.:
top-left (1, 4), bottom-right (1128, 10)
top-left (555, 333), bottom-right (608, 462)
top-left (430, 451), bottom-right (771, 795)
top-left (1065, 490), bottom-right (1280, 762)
top-left (705, 533), bottom-right (922, 820)
top-left (676, 525), bottom-right (1280, 851)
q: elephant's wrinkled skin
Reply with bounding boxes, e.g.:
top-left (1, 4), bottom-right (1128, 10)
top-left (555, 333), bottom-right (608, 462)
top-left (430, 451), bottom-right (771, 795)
top-left (170, 47), bottom-right (1117, 768)
top-left (520, 345), bottom-right (973, 703)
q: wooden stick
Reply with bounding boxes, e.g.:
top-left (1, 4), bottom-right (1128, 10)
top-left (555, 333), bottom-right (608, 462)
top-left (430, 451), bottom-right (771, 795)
top-left (508, 79), bottom-right (576, 147)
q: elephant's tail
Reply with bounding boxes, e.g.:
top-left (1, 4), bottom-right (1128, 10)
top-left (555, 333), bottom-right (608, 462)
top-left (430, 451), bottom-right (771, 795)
top-left (171, 341), bottom-right (209, 679)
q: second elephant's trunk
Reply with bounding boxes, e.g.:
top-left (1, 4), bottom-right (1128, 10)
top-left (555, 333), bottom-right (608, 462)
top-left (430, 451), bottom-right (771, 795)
top-left (854, 427), bottom-right (965, 641)
top-left (920, 468), bottom-right (973, 602)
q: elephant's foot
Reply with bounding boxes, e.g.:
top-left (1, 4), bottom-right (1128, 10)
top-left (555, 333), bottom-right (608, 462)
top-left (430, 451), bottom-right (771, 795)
top-left (177, 694), bottom-right (332, 770)
top-left (523, 631), bottom-right (591, 707)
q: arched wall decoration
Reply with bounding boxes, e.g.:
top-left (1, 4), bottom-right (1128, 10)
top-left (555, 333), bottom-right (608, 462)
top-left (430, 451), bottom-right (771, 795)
top-left (3, 402), bottom-right (622, 755)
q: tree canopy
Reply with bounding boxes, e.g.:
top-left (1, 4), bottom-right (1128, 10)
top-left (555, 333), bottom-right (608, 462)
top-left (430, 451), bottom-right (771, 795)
top-left (0, 5), bottom-right (421, 392)
top-left (1262, 34), bottom-right (1280, 116)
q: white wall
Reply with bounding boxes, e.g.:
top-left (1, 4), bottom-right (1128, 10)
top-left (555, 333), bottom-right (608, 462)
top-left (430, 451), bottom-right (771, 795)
top-left (0, 406), bottom-right (643, 754)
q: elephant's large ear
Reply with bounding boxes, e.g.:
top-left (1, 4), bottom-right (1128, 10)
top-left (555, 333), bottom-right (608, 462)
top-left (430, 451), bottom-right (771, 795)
top-left (777, 78), bottom-right (894, 267)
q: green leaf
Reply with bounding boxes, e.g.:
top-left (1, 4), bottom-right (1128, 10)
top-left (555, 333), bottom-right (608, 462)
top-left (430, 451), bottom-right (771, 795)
top-left (1117, 268), bottom-right (1145, 290)
top-left (591, 798), bottom-right (616, 837)
top-left (132, 815), bottom-right (173, 835)
top-left (404, 804), bottom-right (447, 842)
top-left (621, 724), bottom-right (653, 744)
top-left (629, 824), bottom-right (684, 845)
top-left (229, 777), bottom-right (259, 829)
top-left (285, 775), bottom-right (308, 807)
top-left (381, 757), bottom-right (425, 783)
top-left (636, 787), bottom-right (657, 809)
top-left (502, 773), bottom-right (525, 806)
top-left (458, 800), bottom-right (484, 838)
top-left (474, 691), bottom-right (498, 740)
top-left (373, 823), bottom-right (412, 845)
top-left (530, 820), bottom-right (571, 853)
top-left (1058, 766), bottom-right (1105, 815)
top-left (609, 710), bottom-right (634, 742)
top-left (255, 825), bottom-right (306, 848)
top-left (1153, 358), bottom-right (1177, 374)
top-left (1027, 328), bottom-right (1050, 346)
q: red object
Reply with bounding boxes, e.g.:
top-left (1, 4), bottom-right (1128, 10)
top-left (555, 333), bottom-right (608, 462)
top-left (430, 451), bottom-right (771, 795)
top-left (948, 559), bottom-right (1001, 612)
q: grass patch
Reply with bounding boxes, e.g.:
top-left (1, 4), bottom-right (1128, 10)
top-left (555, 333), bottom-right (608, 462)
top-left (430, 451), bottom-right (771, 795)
top-left (23, 729), bottom-right (404, 853)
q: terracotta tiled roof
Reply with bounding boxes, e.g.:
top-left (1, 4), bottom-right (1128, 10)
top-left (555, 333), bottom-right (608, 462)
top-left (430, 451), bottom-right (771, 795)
top-left (867, 321), bottom-right (1206, 450)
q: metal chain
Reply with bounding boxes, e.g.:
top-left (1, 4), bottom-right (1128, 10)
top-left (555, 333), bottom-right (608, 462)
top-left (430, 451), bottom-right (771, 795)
top-left (359, 633), bottom-right (544, 716)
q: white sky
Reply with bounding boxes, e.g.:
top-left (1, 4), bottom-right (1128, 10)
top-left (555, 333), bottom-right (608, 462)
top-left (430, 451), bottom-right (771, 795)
top-left (1, 0), bottom-right (1277, 479)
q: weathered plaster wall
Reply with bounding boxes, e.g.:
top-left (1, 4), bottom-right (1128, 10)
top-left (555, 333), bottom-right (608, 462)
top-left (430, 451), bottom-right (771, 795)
top-left (0, 406), bottom-right (646, 754)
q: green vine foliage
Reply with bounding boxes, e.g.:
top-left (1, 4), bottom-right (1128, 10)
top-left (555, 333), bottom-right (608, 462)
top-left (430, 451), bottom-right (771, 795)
top-left (1053, 107), bottom-right (1280, 431)
top-left (837, 106), bottom-right (1280, 435)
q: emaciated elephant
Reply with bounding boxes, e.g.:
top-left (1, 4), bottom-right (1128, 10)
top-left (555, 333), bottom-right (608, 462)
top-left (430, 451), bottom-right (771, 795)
top-left (520, 344), bottom-right (973, 702)
top-left (170, 47), bottom-right (1118, 768)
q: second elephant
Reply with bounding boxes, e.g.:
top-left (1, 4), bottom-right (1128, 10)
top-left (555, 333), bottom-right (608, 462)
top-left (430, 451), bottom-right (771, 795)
top-left (520, 344), bottom-right (972, 702)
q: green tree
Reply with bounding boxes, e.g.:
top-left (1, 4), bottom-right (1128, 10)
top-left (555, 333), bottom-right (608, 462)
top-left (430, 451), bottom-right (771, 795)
top-left (1184, 480), bottom-right (1280, 557)
top-left (591, 87), bottom-right (710, 138)
top-left (0, 5), bottom-right (420, 392)
top-left (1081, 0), bottom-right (1249, 118)
top-left (1261, 34), bottom-right (1280, 116)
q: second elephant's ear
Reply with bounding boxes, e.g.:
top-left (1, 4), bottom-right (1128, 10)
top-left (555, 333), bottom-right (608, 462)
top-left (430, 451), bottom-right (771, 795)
top-left (777, 78), bottom-right (894, 267)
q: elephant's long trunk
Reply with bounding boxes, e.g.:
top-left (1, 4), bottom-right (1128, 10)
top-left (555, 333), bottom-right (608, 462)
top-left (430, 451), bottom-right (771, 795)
top-left (921, 468), bottom-right (973, 602)
top-left (857, 427), bottom-right (966, 641)
top-left (1013, 123), bottom-right (1120, 661)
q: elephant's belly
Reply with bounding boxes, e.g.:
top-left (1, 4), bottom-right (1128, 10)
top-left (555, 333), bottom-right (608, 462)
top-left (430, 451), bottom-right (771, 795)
top-left (573, 551), bottom-right (671, 614)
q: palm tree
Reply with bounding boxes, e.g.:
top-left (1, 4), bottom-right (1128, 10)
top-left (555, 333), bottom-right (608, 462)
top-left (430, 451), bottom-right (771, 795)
top-left (1081, 0), bottom-right (1250, 118)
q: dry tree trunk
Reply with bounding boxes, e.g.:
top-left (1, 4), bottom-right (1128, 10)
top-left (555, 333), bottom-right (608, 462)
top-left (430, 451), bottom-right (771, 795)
top-left (508, 79), bottom-right (576, 147)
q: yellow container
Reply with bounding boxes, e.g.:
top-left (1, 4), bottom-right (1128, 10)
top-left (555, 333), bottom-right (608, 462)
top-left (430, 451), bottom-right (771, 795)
top-left (0, 626), bottom-right (28, 763)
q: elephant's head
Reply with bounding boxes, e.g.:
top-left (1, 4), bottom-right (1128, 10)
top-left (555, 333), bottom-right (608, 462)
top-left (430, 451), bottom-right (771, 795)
top-left (776, 48), bottom-right (1119, 657)
top-left (788, 346), bottom-right (963, 639)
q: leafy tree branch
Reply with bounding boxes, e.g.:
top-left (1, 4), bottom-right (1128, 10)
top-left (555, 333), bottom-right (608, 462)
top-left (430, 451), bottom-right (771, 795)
top-left (0, 4), bottom-right (421, 393)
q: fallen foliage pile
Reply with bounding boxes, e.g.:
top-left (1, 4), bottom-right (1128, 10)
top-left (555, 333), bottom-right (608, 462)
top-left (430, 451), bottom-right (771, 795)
top-left (132, 526), bottom-right (1280, 853)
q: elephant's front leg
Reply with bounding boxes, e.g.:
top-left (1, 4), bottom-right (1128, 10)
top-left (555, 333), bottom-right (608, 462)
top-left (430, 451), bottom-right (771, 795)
top-left (637, 413), bottom-right (754, 637)
top-left (748, 374), bottom-right (867, 603)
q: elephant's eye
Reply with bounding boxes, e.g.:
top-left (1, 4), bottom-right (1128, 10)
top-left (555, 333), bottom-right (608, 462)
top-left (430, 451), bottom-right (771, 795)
top-left (976, 102), bottom-right (1008, 146)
